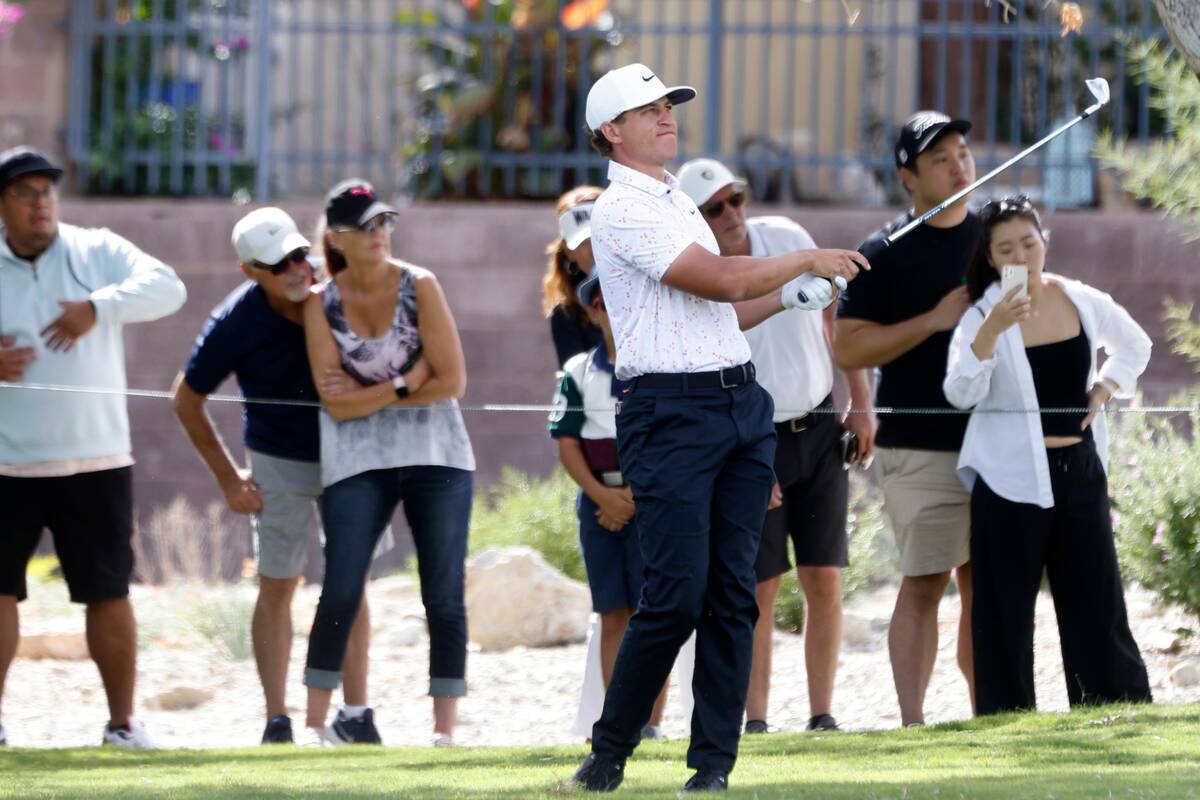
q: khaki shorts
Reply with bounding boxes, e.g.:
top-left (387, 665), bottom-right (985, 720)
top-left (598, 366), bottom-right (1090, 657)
top-left (248, 449), bottom-right (394, 580)
top-left (875, 447), bottom-right (970, 577)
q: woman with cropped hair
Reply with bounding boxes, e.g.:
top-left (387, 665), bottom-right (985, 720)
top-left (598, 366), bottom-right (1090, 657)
top-left (944, 195), bottom-right (1153, 715)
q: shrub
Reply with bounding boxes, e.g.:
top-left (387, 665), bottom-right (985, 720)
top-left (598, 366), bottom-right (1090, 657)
top-left (1108, 390), bottom-right (1200, 626)
top-left (773, 470), bottom-right (897, 633)
top-left (190, 591), bottom-right (256, 661)
top-left (135, 496), bottom-right (243, 585)
top-left (469, 466), bottom-right (585, 582)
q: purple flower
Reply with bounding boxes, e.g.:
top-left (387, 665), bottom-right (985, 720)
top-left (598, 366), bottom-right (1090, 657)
top-left (233, 34), bottom-right (251, 51)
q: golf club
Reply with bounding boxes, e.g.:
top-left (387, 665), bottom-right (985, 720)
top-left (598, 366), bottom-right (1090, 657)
top-left (864, 77), bottom-right (1111, 257)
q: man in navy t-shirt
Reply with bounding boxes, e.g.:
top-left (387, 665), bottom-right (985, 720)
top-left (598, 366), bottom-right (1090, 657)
top-left (170, 208), bottom-right (379, 745)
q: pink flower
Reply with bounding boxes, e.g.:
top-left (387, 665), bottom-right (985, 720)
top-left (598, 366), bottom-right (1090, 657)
top-left (1152, 523), bottom-right (1166, 547)
top-left (0, 2), bottom-right (25, 38)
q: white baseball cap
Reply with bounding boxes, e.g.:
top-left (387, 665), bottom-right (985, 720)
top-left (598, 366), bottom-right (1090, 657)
top-left (585, 63), bottom-right (696, 131)
top-left (557, 201), bottom-right (594, 250)
top-left (677, 158), bottom-right (747, 207)
top-left (231, 207), bottom-right (310, 265)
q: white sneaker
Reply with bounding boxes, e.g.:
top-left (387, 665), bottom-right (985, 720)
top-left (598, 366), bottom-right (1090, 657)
top-left (101, 717), bottom-right (154, 749)
top-left (431, 732), bottom-right (455, 748)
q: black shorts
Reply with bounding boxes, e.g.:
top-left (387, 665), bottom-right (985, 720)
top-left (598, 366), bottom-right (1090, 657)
top-left (0, 467), bottom-right (135, 604)
top-left (754, 402), bottom-right (849, 582)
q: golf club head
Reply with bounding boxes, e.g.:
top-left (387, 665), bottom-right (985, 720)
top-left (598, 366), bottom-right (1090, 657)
top-left (1085, 77), bottom-right (1111, 106)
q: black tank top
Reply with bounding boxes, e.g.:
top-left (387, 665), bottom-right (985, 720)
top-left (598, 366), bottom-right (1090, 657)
top-left (1025, 328), bottom-right (1093, 439)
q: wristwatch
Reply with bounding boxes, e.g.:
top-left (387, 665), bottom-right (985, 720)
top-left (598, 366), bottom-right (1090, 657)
top-left (392, 374), bottom-right (409, 398)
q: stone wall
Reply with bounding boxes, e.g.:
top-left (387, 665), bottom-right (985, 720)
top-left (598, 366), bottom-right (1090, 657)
top-left (29, 199), bottom-right (1199, 578)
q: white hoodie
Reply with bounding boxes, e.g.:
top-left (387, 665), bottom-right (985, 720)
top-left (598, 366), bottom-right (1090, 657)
top-left (0, 223), bottom-right (186, 466)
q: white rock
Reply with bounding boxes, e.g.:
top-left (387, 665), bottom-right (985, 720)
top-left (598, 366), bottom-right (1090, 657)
top-left (1169, 660), bottom-right (1200, 688)
top-left (150, 687), bottom-right (213, 711)
top-left (389, 618), bottom-right (427, 647)
top-left (840, 613), bottom-right (882, 651)
top-left (16, 633), bottom-right (89, 661)
top-left (465, 547), bottom-right (591, 652)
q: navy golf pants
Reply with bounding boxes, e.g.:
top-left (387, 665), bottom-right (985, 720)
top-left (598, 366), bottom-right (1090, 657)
top-left (590, 378), bottom-right (776, 774)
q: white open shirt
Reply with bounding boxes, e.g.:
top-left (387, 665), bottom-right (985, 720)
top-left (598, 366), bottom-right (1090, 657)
top-left (943, 273), bottom-right (1151, 508)
top-left (591, 161), bottom-right (750, 380)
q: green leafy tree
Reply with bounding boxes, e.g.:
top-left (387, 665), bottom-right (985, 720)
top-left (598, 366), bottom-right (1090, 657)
top-left (1095, 40), bottom-right (1200, 624)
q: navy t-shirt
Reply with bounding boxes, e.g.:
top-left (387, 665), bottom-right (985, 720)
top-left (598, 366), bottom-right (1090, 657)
top-left (183, 282), bottom-right (320, 463)
top-left (837, 211), bottom-right (982, 452)
top-left (549, 304), bottom-right (604, 368)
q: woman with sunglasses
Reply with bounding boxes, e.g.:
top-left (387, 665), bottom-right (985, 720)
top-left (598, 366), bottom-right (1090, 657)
top-left (943, 195), bottom-right (1152, 715)
top-left (543, 185), bottom-right (604, 367)
top-left (302, 179), bottom-right (475, 747)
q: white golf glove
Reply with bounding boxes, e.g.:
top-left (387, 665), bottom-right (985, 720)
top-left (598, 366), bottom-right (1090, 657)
top-left (781, 273), bottom-right (839, 311)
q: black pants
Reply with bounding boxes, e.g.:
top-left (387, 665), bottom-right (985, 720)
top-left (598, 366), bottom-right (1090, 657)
top-left (970, 440), bottom-right (1152, 715)
top-left (591, 380), bottom-right (776, 774)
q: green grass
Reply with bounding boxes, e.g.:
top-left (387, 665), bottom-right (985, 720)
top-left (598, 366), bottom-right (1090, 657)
top-left (3, 704), bottom-right (1198, 799)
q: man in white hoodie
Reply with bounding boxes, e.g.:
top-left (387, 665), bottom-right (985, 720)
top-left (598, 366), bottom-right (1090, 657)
top-left (0, 146), bottom-right (187, 748)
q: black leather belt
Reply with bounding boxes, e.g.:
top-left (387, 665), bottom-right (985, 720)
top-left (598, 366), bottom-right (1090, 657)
top-left (633, 362), bottom-right (756, 391)
top-left (778, 393), bottom-right (834, 433)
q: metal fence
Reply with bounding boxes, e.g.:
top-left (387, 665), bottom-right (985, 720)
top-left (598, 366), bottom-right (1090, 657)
top-left (66, 0), bottom-right (1167, 207)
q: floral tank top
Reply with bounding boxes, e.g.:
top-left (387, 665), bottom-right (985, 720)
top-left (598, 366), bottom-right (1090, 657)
top-left (318, 265), bottom-right (475, 487)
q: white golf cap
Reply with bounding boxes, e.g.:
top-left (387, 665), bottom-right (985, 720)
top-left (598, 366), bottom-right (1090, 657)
top-left (585, 63), bottom-right (696, 131)
top-left (557, 201), bottom-right (594, 250)
top-left (231, 207), bottom-right (310, 265)
top-left (677, 158), bottom-right (747, 207)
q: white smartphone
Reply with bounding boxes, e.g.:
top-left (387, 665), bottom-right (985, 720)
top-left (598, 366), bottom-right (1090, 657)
top-left (1000, 264), bottom-right (1028, 300)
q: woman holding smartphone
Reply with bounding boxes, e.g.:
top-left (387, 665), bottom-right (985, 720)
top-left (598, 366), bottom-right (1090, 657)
top-left (943, 195), bottom-right (1153, 715)
top-left (303, 179), bottom-right (475, 746)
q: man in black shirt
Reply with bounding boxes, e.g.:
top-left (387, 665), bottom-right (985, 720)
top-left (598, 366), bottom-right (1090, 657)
top-left (834, 112), bottom-right (980, 726)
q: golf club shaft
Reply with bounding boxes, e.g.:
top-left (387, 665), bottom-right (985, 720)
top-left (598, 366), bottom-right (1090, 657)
top-left (883, 100), bottom-right (1105, 247)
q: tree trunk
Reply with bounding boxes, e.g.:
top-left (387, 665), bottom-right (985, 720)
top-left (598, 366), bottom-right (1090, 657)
top-left (1155, 0), bottom-right (1200, 76)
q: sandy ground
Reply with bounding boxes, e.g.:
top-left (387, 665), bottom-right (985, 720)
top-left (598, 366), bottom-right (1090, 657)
top-left (3, 575), bottom-right (1197, 748)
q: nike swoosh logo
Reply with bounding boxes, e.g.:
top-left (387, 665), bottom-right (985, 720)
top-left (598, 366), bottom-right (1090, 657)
top-left (642, 74), bottom-right (654, 81)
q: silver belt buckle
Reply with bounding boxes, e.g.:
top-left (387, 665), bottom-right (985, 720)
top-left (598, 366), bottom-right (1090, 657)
top-left (600, 470), bottom-right (625, 487)
top-left (788, 414), bottom-right (810, 433)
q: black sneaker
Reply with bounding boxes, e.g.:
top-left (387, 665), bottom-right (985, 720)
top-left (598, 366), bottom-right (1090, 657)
top-left (806, 713), bottom-right (840, 732)
top-left (743, 719), bottom-right (778, 734)
top-left (681, 769), bottom-right (728, 792)
top-left (326, 708), bottom-right (382, 745)
top-left (261, 715), bottom-right (294, 744)
top-left (569, 752), bottom-right (625, 792)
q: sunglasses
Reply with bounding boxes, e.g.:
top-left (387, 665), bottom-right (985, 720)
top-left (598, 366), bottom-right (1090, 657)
top-left (980, 194), bottom-right (1033, 219)
top-left (252, 248), bottom-right (310, 276)
top-left (703, 192), bottom-right (745, 219)
top-left (332, 214), bottom-right (397, 235)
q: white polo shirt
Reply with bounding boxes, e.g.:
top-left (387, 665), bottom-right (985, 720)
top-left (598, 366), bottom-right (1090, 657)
top-left (591, 161), bottom-right (750, 380)
top-left (741, 217), bottom-right (834, 421)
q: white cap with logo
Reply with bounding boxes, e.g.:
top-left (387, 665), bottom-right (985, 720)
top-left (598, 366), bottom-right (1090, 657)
top-left (585, 63), bottom-right (696, 131)
top-left (557, 202), bottom-right (594, 250)
top-left (231, 207), bottom-right (311, 265)
top-left (677, 158), bottom-right (747, 207)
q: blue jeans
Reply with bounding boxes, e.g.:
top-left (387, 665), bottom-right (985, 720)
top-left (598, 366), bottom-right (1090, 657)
top-left (305, 465), bottom-right (473, 696)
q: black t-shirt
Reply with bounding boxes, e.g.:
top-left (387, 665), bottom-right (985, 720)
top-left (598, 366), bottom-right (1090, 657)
top-left (837, 211), bottom-right (982, 452)
top-left (183, 282), bottom-right (320, 462)
top-left (549, 304), bottom-right (604, 369)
